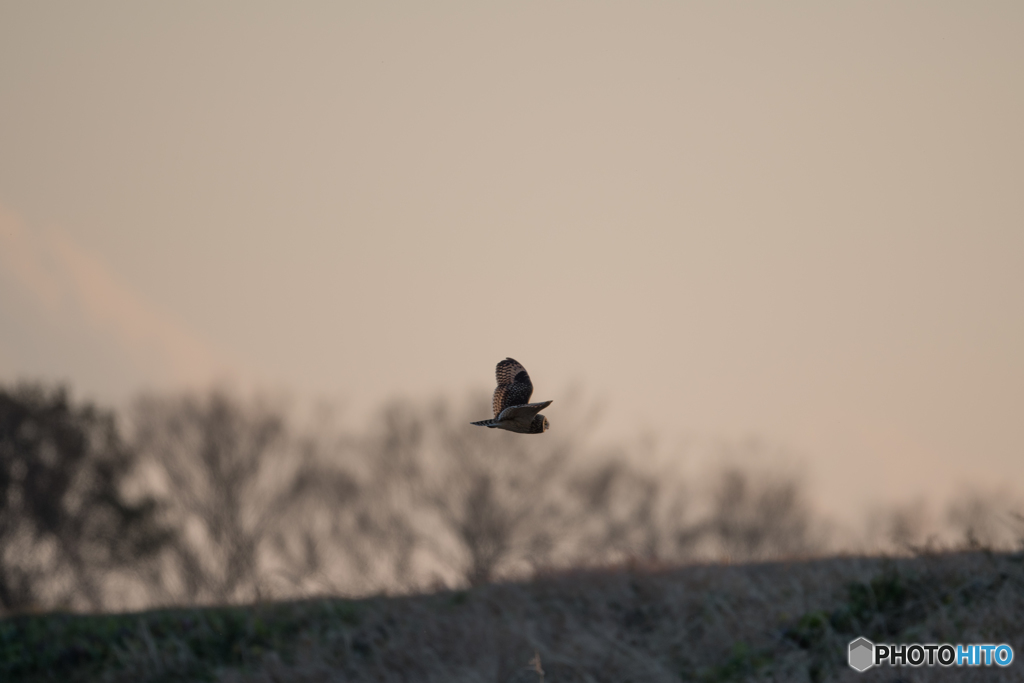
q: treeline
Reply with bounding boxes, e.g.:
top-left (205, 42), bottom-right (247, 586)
top-left (0, 382), bottom-right (1018, 615)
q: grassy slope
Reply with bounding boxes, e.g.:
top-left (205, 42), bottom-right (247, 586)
top-left (4, 551), bottom-right (1024, 683)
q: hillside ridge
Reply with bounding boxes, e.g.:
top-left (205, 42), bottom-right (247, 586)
top-left (4, 551), bottom-right (1023, 682)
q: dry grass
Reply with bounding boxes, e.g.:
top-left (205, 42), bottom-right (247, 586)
top-left (5, 550), bottom-right (1024, 682)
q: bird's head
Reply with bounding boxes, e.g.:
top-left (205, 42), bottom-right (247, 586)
top-left (530, 414), bottom-right (550, 434)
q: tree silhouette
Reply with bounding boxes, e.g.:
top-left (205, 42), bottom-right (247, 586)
top-left (131, 390), bottom-right (354, 604)
top-left (0, 383), bottom-right (168, 612)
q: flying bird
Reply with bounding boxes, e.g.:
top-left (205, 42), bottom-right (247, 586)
top-left (471, 358), bottom-right (552, 434)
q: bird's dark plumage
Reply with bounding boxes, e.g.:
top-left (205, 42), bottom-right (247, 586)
top-left (492, 358), bottom-right (534, 417)
top-left (472, 358), bottom-right (552, 434)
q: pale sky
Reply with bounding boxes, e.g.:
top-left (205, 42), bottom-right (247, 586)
top-left (1, 2), bottom-right (1022, 523)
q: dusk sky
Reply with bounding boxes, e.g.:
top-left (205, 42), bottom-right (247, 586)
top-left (1, 2), bottom-right (1022, 524)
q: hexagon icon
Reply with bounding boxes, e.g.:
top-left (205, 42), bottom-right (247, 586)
top-left (848, 637), bottom-right (874, 672)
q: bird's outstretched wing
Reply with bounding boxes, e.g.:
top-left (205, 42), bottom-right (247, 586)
top-left (492, 357), bottom-right (533, 417)
top-left (496, 400), bottom-right (552, 422)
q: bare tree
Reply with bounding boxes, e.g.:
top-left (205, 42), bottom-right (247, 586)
top-left (1, 381), bottom-right (834, 609)
top-left (357, 397), bottom-right (579, 587)
top-left (322, 400), bottom-right (424, 594)
top-left (945, 490), bottom-right (1022, 551)
top-left (356, 398), bottom-right (827, 586)
top-left (0, 383), bottom-right (168, 613)
top-left (567, 458), bottom-right (692, 564)
top-left (131, 390), bottom-right (353, 604)
top-left (432, 415), bottom-right (571, 585)
top-left (703, 467), bottom-right (818, 560)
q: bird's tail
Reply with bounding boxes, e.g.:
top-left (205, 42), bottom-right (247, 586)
top-left (470, 419), bottom-right (498, 428)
